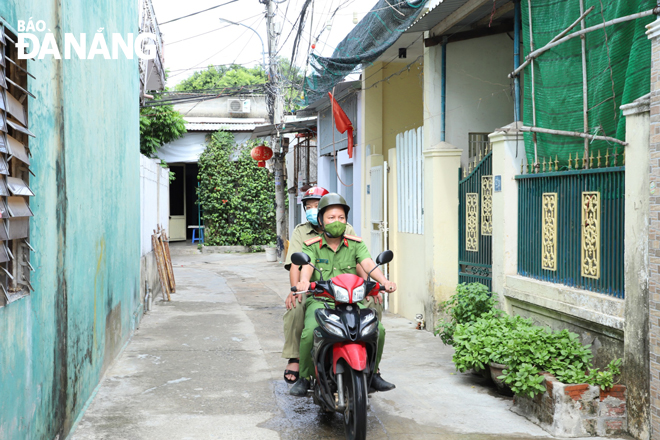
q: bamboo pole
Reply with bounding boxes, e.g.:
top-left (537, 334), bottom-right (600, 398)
top-left (520, 126), bottom-right (627, 146)
top-left (579, 0), bottom-right (589, 168)
top-left (527, 0), bottom-right (539, 168)
top-left (550, 6), bottom-right (594, 44)
top-left (510, 7), bottom-right (660, 78)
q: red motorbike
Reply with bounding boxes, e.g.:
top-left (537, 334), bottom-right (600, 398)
top-left (290, 250), bottom-right (393, 440)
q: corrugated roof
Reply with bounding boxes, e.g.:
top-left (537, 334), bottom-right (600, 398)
top-left (183, 116), bottom-right (266, 132)
top-left (185, 123), bottom-right (260, 132)
top-left (250, 117), bottom-right (318, 140)
top-left (405, 0), bottom-right (469, 33)
top-left (184, 117), bottom-right (266, 124)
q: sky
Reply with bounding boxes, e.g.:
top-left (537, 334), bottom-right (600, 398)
top-left (151, 0), bottom-right (381, 88)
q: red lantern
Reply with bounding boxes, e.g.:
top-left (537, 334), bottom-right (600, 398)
top-left (251, 145), bottom-right (273, 168)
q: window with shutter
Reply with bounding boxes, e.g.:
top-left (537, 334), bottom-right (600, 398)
top-left (0, 23), bottom-right (35, 306)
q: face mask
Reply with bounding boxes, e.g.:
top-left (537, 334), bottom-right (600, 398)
top-left (324, 220), bottom-right (347, 238)
top-left (305, 208), bottom-right (319, 226)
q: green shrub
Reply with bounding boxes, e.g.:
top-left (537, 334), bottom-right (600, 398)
top-left (197, 132), bottom-right (276, 246)
top-left (434, 282), bottom-right (498, 345)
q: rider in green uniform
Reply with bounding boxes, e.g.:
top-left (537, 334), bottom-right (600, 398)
top-left (282, 187), bottom-right (368, 384)
top-left (290, 193), bottom-right (396, 396)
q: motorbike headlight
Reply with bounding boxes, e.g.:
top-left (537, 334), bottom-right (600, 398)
top-left (333, 285), bottom-right (350, 303)
top-left (323, 322), bottom-right (346, 338)
top-left (352, 284), bottom-right (366, 302)
top-left (316, 309), bottom-right (346, 338)
top-left (361, 322), bottom-right (378, 336)
top-left (361, 312), bottom-right (375, 325)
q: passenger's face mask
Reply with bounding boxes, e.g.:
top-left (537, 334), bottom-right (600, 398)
top-left (324, 220), bottom-right (347, 238)
top-left (305, 208), bottom-right (319, 226)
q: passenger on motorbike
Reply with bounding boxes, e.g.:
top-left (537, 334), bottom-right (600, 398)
top-left (282, 187), bottom-right (374, 384)
top-left (290, 193), bottom-right (396, 396)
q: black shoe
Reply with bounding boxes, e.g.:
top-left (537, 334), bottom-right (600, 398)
top-left (371, 373), bottom-right (395, 392)
top-left (290, 378), bottom-right (310, 396)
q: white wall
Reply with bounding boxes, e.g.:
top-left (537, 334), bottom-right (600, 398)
top-left (140, 155), bottom-right (170, 256)
top-left (157, 131), bottom-right (253, 163)
top-left (445, 33), bottom-right (515, 167)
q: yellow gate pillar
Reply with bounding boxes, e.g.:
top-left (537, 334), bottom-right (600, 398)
top-left (422, 43), bottom-right (462, 322)
top-left (423, 144), bottom-right (462, 309)
top-left (489, 122), bottom-right (524, 312)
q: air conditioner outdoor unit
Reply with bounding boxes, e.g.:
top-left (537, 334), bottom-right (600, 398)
top-left (228, 99), bottom-right (251, 113)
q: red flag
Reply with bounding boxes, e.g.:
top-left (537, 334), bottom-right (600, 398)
top-left (328, 92), bottom-right (354, 158)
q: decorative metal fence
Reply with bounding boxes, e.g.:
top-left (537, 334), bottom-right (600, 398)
top-left (458, 150), bottom-right (493, 290)
top-left (516, 157), bottom-right (625, 298)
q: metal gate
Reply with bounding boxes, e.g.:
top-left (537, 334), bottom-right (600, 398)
top-left (458, 151), bottom-right (493, 289)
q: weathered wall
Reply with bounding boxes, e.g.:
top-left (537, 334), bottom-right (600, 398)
top-left (620, 96), bottom-right (651, 440)
top-left (648, 17), bottom-right (660, 440)
top-left (0, 0), bottom-right (141, 438)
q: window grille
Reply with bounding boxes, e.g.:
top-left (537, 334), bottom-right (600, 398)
top-left (468, 133), bottom-right (491, 162)
top-left (0, 23), bottom-right (35, 306)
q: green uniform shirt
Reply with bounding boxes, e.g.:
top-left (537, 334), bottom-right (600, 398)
top-left (284, 221), bottom-right (356, 271)
top-left (301, 234), bottom-right (371, 282)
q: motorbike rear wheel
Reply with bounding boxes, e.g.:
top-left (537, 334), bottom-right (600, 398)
top-left (342, 364), bottom-right (368, 440)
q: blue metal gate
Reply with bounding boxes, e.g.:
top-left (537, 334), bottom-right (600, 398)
top-left (458, 151), bottom-right (493, 290)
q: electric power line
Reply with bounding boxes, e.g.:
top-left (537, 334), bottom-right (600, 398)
top-left (165, 12), bottom-right (263, 46)
top-left (159, 0), bottom-right (240, 25)
top-left (168, 15), bottom-right (266, 79)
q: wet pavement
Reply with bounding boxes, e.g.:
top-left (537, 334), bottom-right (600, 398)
top-left (69, 250), bottom-right (627, 440)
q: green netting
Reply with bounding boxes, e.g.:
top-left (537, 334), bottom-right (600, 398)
top-left (303, 0), bottom-right (427, 104)
top-left (522, 0), bottom-right (654, 167)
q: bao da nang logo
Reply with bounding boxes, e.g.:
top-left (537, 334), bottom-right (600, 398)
top-left (17, 19), bottom-right (157, 60)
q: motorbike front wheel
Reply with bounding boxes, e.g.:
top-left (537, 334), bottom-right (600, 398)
top-left (342, 364), bottom-right (368, 440)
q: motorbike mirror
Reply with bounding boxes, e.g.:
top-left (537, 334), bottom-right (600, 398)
top-left (291, 252), bottom-right (311, 266)
top-left (375, 250), bottom-right (393, 265)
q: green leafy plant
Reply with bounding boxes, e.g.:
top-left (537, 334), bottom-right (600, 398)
top-left (451, 310), bottom-right (622, 398)
top-left (139, 105), bottom-right (187, 158)
top-left (197, 131), bottom-right (276, 246)
top-left (503, 363), bottom-right (547, 398)
top-left (434, 283), bottom-right (498, 345)
top-left (452, 312), bottom-right (532, 372)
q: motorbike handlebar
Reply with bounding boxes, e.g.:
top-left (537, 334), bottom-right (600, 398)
top-left (291, 282), bottom-right (317, 294)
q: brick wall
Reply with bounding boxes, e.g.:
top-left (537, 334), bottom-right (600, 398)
top-left (650, 20), bottom-right (660, 440)
top-left (513, 374), bottom-right (627, 437)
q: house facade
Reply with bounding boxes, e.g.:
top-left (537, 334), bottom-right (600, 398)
top-left (157, 95), bottom-right (268, 241)
top-left (323, 0), bottom-right (654, 438)
top-left (299, 81), bottom-right (362, 236)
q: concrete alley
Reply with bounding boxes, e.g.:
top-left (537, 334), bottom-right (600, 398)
top-left (69, 251), bottom-right (625, 440)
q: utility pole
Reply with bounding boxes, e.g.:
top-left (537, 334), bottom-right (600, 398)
top-left (264, 0), bottom-right (287, 261)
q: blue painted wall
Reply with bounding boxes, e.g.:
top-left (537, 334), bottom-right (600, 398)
top-left (0, 0), bottom-right (141, 438)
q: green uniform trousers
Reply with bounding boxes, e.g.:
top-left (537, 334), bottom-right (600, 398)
top-left (282, 295), bottom-right (383, 359)
top-left (299, 296), bottom-right (385, 379)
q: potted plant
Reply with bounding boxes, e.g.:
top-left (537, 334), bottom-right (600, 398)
top-left (265, 241), bottom-right (277, 262)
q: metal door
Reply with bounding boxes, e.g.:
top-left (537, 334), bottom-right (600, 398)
top-left (168, 165), bottom-right (187, 241)
top-left (342, 164), bottom-right (354, 226)
top-left (370, 165), bottom-right (383, 258)
top-left (458, 151), bottom-right (493, 289)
